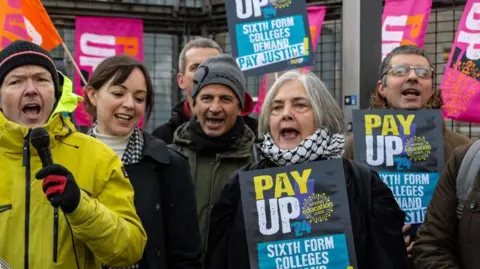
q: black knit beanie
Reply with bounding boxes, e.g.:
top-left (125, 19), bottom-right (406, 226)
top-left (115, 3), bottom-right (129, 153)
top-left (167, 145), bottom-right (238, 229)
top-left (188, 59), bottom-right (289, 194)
top-left (0, 40), bottom-right (60, 99)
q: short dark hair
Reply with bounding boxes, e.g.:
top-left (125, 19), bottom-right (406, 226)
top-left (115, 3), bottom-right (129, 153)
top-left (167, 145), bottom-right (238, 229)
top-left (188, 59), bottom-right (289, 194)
top-left (84, 55), bottom-right (154, 122)
top-left (379, 45), bottom-right (433, 87)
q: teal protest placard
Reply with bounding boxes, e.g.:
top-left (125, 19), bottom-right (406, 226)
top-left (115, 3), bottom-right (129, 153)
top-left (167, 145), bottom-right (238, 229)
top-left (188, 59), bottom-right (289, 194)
top-left (352, 109), bottom-right (444, 224)
top-left (239, 159), bottom-right (357, 269)
top-left (225, 0), bottom-right (314, 76)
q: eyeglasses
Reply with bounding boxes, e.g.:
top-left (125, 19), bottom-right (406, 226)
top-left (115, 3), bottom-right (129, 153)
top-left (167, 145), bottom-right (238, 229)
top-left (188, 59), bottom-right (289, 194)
top-left (382, 64), bottom-right (434, 79)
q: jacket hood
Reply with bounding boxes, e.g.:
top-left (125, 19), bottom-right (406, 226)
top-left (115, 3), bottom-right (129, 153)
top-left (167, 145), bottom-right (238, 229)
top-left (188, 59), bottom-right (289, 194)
top-left (50, 72), bottom-right (83, 119)
top-left (173, 120), bottom-right (255, 156)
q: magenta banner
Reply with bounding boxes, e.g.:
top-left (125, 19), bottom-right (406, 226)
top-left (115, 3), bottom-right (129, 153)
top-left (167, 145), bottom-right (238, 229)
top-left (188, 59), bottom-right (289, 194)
top-left (441, 0), bottom-right (480, 123)
top-left (381, 0), bottom-right (432, 59)
top-left (74, 17), bottom-right (143, 126)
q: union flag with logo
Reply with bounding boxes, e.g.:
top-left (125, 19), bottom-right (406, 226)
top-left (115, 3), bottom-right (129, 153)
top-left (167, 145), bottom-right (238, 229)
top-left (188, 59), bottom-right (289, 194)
top-left (0, 0), bottom-right (62, 51)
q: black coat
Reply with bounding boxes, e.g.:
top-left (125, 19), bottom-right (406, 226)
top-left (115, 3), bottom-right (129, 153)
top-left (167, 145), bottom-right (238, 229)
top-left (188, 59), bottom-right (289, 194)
top-left (125, 132), bottom-right (201, 269)
top-left (206, 158), bottom-right (408, 269)
top-left (151, 101), bottom-right (189, 144)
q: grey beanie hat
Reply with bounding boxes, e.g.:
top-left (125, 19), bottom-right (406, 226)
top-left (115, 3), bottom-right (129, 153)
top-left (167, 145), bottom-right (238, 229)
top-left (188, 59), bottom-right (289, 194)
top-left (192, 54), bottom-right (246, 108)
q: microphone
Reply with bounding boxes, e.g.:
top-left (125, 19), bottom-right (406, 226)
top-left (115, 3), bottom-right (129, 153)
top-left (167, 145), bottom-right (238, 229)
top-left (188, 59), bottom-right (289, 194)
top-left (30, 127), bottom-right (53, 167)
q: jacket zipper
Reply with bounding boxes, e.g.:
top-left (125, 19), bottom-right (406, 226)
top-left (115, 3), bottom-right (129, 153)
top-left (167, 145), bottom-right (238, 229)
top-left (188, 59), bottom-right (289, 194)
top-left (53, 208), bottom-right (59, 262)
top-left (204, 156), bottom-right (222, 250)
top-left (22, 130), bottom-right (31, 269)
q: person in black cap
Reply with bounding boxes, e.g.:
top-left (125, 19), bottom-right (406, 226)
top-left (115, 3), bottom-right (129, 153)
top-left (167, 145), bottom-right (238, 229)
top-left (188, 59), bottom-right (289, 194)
top-left (170, 54), bottom-right (256, 266)
top-left (0, 40), bottom-right (146, 268)
top-left (0, 40), bottom-right (61, 126)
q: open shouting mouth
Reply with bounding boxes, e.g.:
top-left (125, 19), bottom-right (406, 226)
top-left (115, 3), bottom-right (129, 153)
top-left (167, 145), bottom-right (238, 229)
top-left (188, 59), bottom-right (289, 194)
top-left (22, 103), bottom-right (42, 119)
top-left (281, 127), bottom-right (300, 141)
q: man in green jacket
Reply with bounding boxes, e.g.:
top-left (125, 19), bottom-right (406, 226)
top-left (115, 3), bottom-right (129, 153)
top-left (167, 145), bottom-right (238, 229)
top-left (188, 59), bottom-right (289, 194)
top-left (172, 54), bottom-right (255, 264)
top-left (0, 40), bottom-right (146, 269)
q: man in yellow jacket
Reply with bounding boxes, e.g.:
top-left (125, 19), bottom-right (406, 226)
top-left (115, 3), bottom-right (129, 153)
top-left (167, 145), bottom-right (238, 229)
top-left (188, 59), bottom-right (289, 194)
top-left (0, 40), bottom-right (147, 268)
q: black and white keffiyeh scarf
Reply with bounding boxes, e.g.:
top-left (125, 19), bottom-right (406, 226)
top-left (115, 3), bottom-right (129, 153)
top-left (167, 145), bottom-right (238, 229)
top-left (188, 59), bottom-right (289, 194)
top-left (120, 127), bottom-right (144, 166)
top-left (88, 123), bottom-right (144, 166)
top-left (88, 124), bottom-right (143, 269)
top-left (260, 128), bottom-right (345, 166)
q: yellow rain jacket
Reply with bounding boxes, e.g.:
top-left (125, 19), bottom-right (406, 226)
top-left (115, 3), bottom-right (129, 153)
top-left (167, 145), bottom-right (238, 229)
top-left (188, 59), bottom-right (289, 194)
top-left (0, 74), bottom-right (147, 268)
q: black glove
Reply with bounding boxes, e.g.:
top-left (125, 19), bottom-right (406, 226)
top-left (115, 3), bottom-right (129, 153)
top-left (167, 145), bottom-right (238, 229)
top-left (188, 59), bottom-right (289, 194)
top-left (36, 164), bottom-right (81, 214)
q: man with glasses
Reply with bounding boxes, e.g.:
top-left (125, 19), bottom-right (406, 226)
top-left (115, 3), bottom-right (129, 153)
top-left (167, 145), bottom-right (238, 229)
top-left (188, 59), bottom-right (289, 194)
top-left (377, 63), bottom-right (434, 108)
top-left (343, 45), bottom-right (470, 264)
top-left (345, 44), bottom-right (469, 170)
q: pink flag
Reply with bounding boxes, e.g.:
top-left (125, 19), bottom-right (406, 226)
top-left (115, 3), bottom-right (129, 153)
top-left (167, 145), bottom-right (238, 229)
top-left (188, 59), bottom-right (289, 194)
top-left (302, 6), bottom-right (326, 73)
top-left (74, 17), bottom-right (143, 127)
top-left (441, 0), bottom-right (480, 123)
top-left (381, 0), bottom-right (432, 59)
top-left (253, 6), bottom-right (326, 115)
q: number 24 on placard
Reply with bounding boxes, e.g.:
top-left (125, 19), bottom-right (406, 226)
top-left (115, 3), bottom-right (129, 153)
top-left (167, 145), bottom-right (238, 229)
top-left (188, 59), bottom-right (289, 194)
top-left (290, 220), bottom-right (312, 237)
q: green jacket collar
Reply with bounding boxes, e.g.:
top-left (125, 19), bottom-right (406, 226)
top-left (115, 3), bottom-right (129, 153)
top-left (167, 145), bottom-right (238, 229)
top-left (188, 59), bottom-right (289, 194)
top-left (173, 121), bottom-right (255, 158)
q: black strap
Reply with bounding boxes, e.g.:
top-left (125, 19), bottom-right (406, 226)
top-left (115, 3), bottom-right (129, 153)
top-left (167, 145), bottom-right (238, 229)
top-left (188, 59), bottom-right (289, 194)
top-left (456, 140), bottom-right (480, 220)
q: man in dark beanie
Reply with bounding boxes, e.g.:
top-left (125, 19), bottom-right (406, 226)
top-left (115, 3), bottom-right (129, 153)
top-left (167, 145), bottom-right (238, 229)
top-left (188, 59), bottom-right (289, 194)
top-left (171, 54), bottom-right (255, 266)
top-left (0, 40), bottom-right (61, 127)
top-left (151, 37), bottom-right (258, 144)
top-left (0, 40), bottom-right (146, 268)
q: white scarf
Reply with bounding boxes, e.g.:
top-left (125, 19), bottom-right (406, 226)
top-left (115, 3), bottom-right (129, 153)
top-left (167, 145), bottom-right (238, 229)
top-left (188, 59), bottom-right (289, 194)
top-left (259, 128), bottom-right (345, 166)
